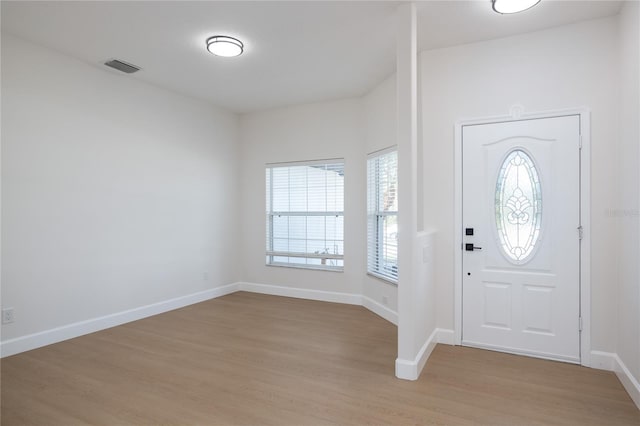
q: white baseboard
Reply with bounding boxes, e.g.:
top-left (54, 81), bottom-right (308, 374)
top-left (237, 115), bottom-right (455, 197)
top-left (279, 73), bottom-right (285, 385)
top-left (1, 281), bottom-right (399, 358)
top-left (236, 282), bottom-right (399, 325)
top-left (13, 279), bottom-right (636, 407)
top-left (395, 328), bottom-right (439, 380)
top-left (590, 350), bottom-right (640, 410)
top-left (437, 328), bottom-right (455, 345)
top-left (362, 296), bottom-right (398, 325)
top-left (590, 350), bottom-right (617, 371)
top-left (237, 282), bottom-right (362, 306)
top-left (615, 354), bottom-right (640, 410)
top-left (0, 283), bottom-right (239, 358)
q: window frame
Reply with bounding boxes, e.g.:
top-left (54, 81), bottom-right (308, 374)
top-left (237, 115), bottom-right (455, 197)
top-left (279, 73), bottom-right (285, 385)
top-left (367, 147), bottom-right (398, 284)
top-left (265, 159), bottom-right (345, 272)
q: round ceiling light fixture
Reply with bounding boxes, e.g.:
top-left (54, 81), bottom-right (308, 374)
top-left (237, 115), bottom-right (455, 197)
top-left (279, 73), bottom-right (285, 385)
top-left (206, 35), bottom-right (243, 57)
top-left (492, 0), bottom-right (541, 14)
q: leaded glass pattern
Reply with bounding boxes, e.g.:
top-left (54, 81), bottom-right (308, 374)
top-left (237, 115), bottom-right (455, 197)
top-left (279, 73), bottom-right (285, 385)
top-left (495, 149), bottom-right (542, 262)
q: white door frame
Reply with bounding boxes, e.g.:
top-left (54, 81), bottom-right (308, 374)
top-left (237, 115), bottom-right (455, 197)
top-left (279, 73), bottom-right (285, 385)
top-left (453, 107), bottom-right (591, 367)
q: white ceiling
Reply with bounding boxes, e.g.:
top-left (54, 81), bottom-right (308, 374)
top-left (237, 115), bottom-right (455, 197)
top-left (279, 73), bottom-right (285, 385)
top-left (1, 1), bottom-right (622, 113)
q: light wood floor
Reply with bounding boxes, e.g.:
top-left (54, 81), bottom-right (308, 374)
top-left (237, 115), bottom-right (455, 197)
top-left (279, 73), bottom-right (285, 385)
top-left (2, 291), bottom-right (638, 425)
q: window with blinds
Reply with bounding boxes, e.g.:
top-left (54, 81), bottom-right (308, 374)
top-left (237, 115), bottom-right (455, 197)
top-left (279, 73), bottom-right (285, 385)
top-left (266, 160), bottom-right (344, 271)
top-left (367, 148), bottom-right (398, 283)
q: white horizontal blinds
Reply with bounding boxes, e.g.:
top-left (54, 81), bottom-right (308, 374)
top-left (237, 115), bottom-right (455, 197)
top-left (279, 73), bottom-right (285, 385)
top-left (367, 149), bottom-right (398, 282)
top-left (266, 160), bottom-right (345, 271)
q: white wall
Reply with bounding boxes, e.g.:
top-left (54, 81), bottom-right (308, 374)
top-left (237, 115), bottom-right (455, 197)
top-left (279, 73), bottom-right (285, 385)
top-left (617, 0), bottom-right (640, 383)
top-left (420, 17), bottom-right (620, 353)
top-left (1, 34), bottom-right (241, 341)
top-left (362, 74), bottom-right (398, 313)
top-left (239, 99), bottom-right (366, 297)
top-left (3, 11), bottom-right (633, 383)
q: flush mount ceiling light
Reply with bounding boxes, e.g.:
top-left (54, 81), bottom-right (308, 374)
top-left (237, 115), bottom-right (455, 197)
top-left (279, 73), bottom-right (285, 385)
top-left (492, 0), bottom-right (541, 14)
top-left (206, 35), bottom-right (243, 57)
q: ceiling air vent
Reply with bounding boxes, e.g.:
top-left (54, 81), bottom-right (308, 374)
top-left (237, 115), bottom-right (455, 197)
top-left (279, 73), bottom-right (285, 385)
top-left (104, 59), bottom-right (140, 74)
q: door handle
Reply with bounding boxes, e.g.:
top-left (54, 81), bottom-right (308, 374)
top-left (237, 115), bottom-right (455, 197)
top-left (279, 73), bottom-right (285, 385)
top-left (465, 243), bottom-right (482, 251)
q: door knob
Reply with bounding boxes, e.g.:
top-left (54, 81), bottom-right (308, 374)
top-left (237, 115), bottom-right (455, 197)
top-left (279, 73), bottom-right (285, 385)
top-left (465, 243), bottom-right (482, 251)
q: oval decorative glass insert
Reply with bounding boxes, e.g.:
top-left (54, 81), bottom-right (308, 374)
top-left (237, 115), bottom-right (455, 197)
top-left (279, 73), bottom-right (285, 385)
top-left (495, 149), bottom-right (542, 262)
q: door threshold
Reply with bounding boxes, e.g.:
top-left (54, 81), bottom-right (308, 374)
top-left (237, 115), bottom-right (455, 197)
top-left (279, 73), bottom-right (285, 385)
top-left (462, 340), bottom-right (581, 364)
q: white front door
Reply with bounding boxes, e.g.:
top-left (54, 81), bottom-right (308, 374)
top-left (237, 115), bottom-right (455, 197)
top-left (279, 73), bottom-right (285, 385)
top-left (462, 115), bottom-right (581, 363)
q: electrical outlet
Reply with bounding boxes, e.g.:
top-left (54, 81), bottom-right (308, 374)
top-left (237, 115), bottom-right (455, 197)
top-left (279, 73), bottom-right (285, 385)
top-left (382, 296), bottom-right (389, 306)
top-left (2, 308), bottom-right (15, 324)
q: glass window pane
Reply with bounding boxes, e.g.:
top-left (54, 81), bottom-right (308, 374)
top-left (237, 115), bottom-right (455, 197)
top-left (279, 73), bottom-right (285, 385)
top-left (266, 161), bottom-right (344, 270)
top-left (288, 238), bottom-right (306, 254)
top-left (273, 238), bottom-right (289, 252)
top-left (495, 149), bottom-right (542, 263)
top-left (367, 150), bottom-right (398, 282)
top-left (272, 216), bottom-right (288, 239)
top-left (271, 168), bottom-right (290, 212)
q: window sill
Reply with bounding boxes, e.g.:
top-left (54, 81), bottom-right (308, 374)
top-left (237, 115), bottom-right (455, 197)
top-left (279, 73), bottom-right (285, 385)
top-left (267, 263), bottom-right (344, 273)
top-left (367, 272), bottom-right (398, 286)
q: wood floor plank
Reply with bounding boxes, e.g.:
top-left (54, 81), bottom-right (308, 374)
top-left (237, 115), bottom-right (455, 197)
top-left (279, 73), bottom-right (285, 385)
top-left (2, 292), bottom-right (638, 425)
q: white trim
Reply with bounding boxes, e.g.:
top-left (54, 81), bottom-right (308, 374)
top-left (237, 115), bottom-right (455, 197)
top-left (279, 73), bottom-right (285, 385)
top-left (615, 354), bottom-right (640, 409)
top-left (454, 121), bottom-right (463, 345)
top-left (1, 281), bottom-right (398, 358)
top-left (463, 340), bottom-right (580, 364)
top-left (437, 328), bottom-right (455, 345)
top-left (235, 283), bottom-right (398, 325)
top-left (367, 145), bottom-right (398, 158)
top-left (362, 296), bottom-right (398, 325)
top-left (366, 272), bottom-right (398, 286)
top-left (237, 283), bottom-right (400, 325)
top-left (0, 283), bottom-right (239, 358)
top-left (590, 350), bottom-right (617, 371)
top-left (265, 158), bottom-right (344, 168)
top-left (266, 263), bottom-right (344, 273)
top-left (453, 107), bottom-right (592, 366)
top-left (237, 282), bottom-right (361, 305)
top-left (590, 351), bottom-right (640, 410)
top-left (578, 110), bottom-right (592, 367)
top-left (395, 328), bottom-right (438, 380)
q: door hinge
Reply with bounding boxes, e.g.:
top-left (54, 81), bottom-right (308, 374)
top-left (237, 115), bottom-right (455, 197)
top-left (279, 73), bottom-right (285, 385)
top-left (579, 317), bottom-right (583, 332)
top-left (577, 225), bottom-right (584, 240)
top-left (579, 134), bottom-right (583, 150)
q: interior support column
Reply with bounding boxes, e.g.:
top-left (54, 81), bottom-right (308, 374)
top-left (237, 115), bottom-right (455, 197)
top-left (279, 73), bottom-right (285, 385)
top-left (395, 2), bottom-right (420, 380)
